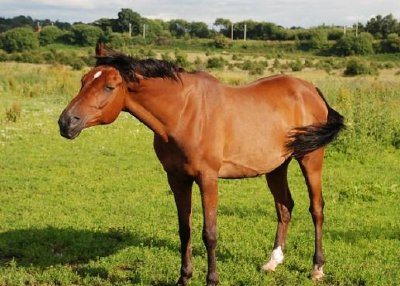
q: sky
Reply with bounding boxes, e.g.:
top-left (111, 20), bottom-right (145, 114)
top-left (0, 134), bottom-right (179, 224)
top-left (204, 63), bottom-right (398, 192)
top-left (0, 0), bottom-right (399, 28)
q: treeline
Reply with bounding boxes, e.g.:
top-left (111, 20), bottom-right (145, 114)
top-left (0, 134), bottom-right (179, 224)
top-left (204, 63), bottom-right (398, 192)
top-left (0, 9), bottom-right (400, 55)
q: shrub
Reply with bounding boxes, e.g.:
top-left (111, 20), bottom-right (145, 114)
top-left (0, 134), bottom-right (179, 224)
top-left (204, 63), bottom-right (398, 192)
top-left (71, 24), bottom-right (104, 46)
top-left (241, 60), bottom-right (266, 75)
top-left (392, 129), bottom-right (400, 149)
top-left (344, 58), bottom-right (378, 76)
top-left (0, 49), bottom-right (8, 61)
top-left (380, 33), bottom-right (400, 53)
top-left (333, 33), bottom-right (374, 56)
top-left (5, 103), bottom-right (21, 123)
top-left (174, 49), bottom-right (190, 69)
top-left (39, 26), bottom-right (64, 46)
top-left (308, 30), bottom-right (329, 51)
top-left (193, 57), bottom-right (206, 70)
top-left (161, 52), bottom-right (173, 62)
top-left (214, 34), bottom-right (232, 49)
top-left (207, 56), bottom-right (226, 69)
top-left (108, 32), bottom-right (134, 49)
top-left (290, 59), bottom-right (304, 72)
top-left (1, 27), bottom-right (39, 53)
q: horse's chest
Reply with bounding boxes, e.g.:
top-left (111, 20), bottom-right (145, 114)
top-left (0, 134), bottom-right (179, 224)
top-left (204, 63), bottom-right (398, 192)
top-left (153, 137), bottom-right (200, 177)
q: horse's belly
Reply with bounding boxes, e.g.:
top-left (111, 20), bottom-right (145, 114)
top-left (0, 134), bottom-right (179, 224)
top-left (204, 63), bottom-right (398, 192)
top-left (218, 152), bottom-right (286, 179)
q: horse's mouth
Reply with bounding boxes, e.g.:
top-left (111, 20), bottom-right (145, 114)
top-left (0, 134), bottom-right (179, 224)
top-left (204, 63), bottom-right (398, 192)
top-left (58, 112), bottom-right (85, 140)
top-left (59, 127), bottom-right (82, 140)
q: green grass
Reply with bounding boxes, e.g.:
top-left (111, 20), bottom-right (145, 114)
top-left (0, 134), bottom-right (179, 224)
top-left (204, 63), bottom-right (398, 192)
top-left (0, 62), bottom-right (399, 285)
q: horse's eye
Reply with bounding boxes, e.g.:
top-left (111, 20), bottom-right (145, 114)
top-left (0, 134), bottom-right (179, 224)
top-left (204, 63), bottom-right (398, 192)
top-left (105, 86), bottom-right (115, 92)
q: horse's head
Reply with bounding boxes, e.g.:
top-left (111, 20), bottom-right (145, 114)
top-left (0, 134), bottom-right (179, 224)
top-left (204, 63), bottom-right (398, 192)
top-left (58, 45), bottom-right (127, 139)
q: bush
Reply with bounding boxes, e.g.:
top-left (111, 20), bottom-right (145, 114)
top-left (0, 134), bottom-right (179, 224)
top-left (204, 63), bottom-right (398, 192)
top-left (213, 34), bottom-right (232, 49)
top-left (161, 52), bottom-right (173, 62)
top-left (290, 59), bottom-right (304, 72)
top-left (380, 33), bottom-right (400, 53)
top-left (39, 26), bottom-right (65, 46)
top-left (1, 27), bottom-right (39, 53)
top-left (5, 102), bottom-right (22, 122)
top-left (108, 32), bottom-right (133, 49)
top-left (174, 49), bottom-right (190, 69)
top-left (307, 29), bottom-right (329, 51)
top-left (344, 58), bottom-right (378, 76)
top-left (207, 56), bottom-right (226, 69)
top-left (71, 24), bottom-right (104, 46)
top-left (193, 57), bottom-right (206, 70)
top-left (333, 33), bottom-right (374, 56)
top-left (0, 49), bottom-right (8, 61)
top-left (241, 60), bottom-right (266, 75)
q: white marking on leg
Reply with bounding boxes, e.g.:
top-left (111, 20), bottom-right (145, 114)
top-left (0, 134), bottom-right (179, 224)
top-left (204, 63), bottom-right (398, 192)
top-left (311, 265), bottom-right (325, 280)
top-left (93, 71), bottom-right (102, 79)
top-left (262, 246), bottom-right (284, 272)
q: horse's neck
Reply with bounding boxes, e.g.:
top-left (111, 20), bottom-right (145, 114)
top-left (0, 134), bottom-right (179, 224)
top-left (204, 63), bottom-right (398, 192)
top-left (124, 77), bottom-right (190, 142)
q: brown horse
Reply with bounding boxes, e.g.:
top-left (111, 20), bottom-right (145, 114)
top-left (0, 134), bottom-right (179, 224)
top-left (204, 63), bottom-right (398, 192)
top-left (58, 44), bottom-right (344, 286)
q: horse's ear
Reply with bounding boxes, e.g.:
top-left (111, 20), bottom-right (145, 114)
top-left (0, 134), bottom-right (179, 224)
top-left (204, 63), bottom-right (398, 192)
top-left (95, 40), bottom-right (106, 57)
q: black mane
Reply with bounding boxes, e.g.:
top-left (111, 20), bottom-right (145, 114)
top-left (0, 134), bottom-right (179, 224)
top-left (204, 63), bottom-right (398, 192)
top-left (95, 52), bottom-right (184, 82)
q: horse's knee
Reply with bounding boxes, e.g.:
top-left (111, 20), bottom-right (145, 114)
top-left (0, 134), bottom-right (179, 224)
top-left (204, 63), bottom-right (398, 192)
top-left (202, 228), bottom-right (217, 249)
top-left (309, 199), bottom-right (324, 220)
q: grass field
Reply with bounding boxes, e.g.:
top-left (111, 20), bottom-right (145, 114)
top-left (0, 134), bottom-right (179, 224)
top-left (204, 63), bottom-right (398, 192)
top-left (0, 61), bottom-right (399, 285)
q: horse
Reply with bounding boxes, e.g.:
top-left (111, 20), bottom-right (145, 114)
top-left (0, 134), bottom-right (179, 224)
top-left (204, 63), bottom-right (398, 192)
top-left (58, 43), bottom-right (344, 286)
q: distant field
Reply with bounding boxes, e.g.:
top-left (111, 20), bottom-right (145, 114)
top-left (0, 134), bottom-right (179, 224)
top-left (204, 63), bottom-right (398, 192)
top-left (0, 62), bottom-right (399, 285)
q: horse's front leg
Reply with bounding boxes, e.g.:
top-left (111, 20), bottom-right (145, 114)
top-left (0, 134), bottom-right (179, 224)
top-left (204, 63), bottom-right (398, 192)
top-left (168, 173), bottom-right (194, 286)
top-left (196, 172), bottom-right (219, 286)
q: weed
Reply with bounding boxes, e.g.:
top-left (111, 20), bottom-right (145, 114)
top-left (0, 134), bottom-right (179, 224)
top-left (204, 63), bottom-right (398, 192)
top-left (5, 102), bottom-right (21, 122)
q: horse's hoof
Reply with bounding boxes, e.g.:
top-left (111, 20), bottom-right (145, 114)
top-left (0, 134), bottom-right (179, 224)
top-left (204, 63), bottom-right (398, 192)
top-left (262, 260), bottom-right (280, 272)
top-left (262, 247), bottom-right (284, 272)
top-left (311, 265), bottom-right (324, 281)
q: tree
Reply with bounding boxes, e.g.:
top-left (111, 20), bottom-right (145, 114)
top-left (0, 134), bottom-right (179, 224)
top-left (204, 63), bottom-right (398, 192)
top-left (214, 18), bottom-right (232, 37)
top-left (188, 22), bottom-right (210, 38)
top-left (141, 18), bottom-right (165, 41)
top-left (114, 8), bottom-right (141, 35)
top-left (92, 18), bottom-right (114, 32)
top-left (168, 19), bottom-right (189, 38)
top-left (71, 24), bottom-right (104, 46)
top-left (308, 29), bottom-right (328, 50)
top-left (1, 27), bottom-right (39, 52)
top-left (380, 33), bottom-right (400, 53)
top-left (251, 22), bottom-right (281, 40)
top-left (39, 26), bottom-right (64, 46)
top-left (366, 14), bottom-right (399, 39)
top-left (353, 32), bottom-right (375, 54)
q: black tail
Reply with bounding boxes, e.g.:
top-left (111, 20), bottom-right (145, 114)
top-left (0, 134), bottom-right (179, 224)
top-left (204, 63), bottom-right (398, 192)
top-left (286, 88), bottom-right (345, 158)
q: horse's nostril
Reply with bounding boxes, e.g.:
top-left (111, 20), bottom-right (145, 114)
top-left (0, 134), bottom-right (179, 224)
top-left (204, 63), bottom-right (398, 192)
top-left (71, 115), bottom-right (81, 125)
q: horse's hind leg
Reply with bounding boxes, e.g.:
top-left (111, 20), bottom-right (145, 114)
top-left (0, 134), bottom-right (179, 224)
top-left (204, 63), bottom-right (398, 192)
top-left (263, 159), bottom-right (294, 272)
top-left (298, 148), bottom-right (325, 280)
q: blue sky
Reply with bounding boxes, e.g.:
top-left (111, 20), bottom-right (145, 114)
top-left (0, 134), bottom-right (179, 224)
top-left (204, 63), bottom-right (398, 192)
top-left (1, 0), bottom-right (399, 27)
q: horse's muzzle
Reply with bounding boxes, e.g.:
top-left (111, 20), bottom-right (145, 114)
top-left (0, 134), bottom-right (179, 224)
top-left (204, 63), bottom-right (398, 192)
top-left (58, 110), bottom-right (84, 139)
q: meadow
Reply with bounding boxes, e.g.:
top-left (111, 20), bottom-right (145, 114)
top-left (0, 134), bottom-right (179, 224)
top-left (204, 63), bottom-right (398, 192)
top-left (0, 58), bottom-right (399, 286)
